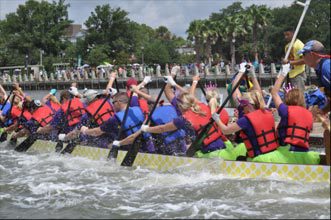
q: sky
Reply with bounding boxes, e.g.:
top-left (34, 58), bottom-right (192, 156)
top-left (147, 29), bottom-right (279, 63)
top-left (0, 0), bottom-right (294, 38)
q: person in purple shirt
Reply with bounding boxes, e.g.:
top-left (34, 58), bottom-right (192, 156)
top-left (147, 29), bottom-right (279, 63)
top-left (80, 92), bottom-right (155, 153)
top-left (271, 63), bottom-right (321, 165)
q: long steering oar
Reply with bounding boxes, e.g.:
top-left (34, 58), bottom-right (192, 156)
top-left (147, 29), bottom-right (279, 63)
top-left (120, 82), bottom-right (166, 167)
top-left (60, 93), bottom-right (112, 154)
top-left (107, 91), bottom-right (134, 160)
top-left (186, 66), bottom-right (250, 157)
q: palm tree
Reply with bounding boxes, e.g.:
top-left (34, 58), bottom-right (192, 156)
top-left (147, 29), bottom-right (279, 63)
top-left (222, 13), bottom-right (250, 71)
top-left (187, 20), bottom-right (204, 63)
top-left (246, 5), bottom-right (273, 53)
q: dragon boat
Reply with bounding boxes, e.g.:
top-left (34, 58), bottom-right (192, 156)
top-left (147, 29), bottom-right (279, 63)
top-left (7, 138), bottom-right (329, 184)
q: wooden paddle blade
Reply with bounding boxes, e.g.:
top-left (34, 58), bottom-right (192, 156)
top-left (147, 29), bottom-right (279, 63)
top-left (14, 135), bottom-right (36, 152)
top-left (120, 139), bottom-right (142, 167)
top-left (60, 142), bottom-right (77, 154)
top-left (107, 147), bottom-right (119, 160)
top-left (0, 132), bottom-right (8, 142)
top-left (55, 141), bottom-right (63, 152)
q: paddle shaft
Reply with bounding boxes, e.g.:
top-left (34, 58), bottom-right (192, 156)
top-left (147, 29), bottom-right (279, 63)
top-left (186, 68), bottom-right (250, 157)
top-left (120, 82), bottom-right (166, 166)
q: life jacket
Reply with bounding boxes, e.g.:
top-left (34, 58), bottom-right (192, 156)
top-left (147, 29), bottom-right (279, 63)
top-left (240, 109), bottom-right (279, 158)
top-left (61, 97), bottom-right (85, 126)
top-left (284, 106), bottom-right (313, 149)
top-left (115, 106), bottom-right (145, 136)
top-left (49, 101), bottom-right (61, 113)
top-left (32, 105), bottom-right (54, 127)
top-left (139, 99), bottom-right (149, 117)
top-left (11, 105), bottom-right (32, 122)
top-left (315, 58), bottom-right (330, 91)
top-left (151, 105), bottom-right (186, 144)
top-left (85, 98), bottom-right (114, 125)
top-left (182, 103), bottom-right (227, 147)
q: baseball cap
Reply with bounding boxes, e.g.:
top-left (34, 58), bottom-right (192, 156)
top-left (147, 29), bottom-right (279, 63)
top-left (298, 40), bottom-right (325, 55)
top-left (126, 77), bottom-right (138, 89)
top-left (82, 89), bottom-right (99, 103)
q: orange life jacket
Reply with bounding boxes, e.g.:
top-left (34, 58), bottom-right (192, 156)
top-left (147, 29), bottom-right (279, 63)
top-left (61, 97), bottom-right (85, 126)
top-left (32, 105), bottom-right (54, 127)
top-left (284, 106), bottom-right (313, 149)
top-left (11, 105), bottom-right (32, 122)
top-left (240, 109), bottom-right (279, 158)
top-left (138, 99), bottom-right (149, 117)
top-left (49, 101), bottom-right (61, 113)
top-left (85, 99), bottom-right (114, 125)
top-left (182, 103), bottom-right (227, 146)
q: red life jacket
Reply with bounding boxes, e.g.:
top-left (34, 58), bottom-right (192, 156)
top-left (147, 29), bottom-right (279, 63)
top-left (32, 105), bottom-right (54, 127)
top-left (138, 99), bottom-right (149, 117)
top-left (61, 97), bottom-right (85, 126)
top-left (182, 103), bottom-right (227, 146)
top-left (85, 99), bottom-right (114, 125)
top-left (49, 101), bottom-right (61, 113)
top-left (11, 105), bottom-right (32, 122)
top-left (284, 106), bottom-right (313, 149)
top-left (240, 109), bottom-right (279, 158)
top-left (219, 108), bottom-right (229, 125)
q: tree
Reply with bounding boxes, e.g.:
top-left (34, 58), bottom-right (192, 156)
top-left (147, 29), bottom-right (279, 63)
top-left (187, 19), bottom-right (204, 63)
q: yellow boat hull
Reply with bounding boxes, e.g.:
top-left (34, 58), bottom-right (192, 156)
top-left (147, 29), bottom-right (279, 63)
top-left (26, 139), bottom-right (330, 183)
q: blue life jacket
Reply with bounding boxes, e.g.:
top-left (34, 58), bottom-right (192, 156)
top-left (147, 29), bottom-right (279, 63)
top-left (315, 58), bottom-right (330, 91)
top-left (151, 105), bottom-right (186, 144)
top-left (0, 102), bottom-right (13, 127)
top-left (304, 88), bottom-right (327, 109)
top-left (115, 106), bottom-right (145, 136)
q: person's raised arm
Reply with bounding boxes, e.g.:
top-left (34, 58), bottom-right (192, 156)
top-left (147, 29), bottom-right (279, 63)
top-left (212, 113), bottom-right (241, 135)
top-left (271, 64), bottom-right (290, 109)
top-left (189, 75), bottom-right (200, 95)
top-left (130, 85), bottom-right (154, 102)
top-left (106, 71), bottom-right (117, 92)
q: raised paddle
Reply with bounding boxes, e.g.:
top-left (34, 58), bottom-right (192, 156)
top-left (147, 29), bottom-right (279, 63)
top-left (60, 93), bottom-right (112, 154)
top-left (120, 82), bottom-right (166, 167)
top-left (107, 91), bottom-right (134, 159)
top-left (186, 66), bottom-right (251, 157)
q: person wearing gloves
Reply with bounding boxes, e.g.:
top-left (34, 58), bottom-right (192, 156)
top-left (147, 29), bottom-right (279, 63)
top-left (37, 89), bottom-right (85, 137)
top-left (10, 97), bottom-right (57, 141)
top-left (41, 88), bottom-right (61, 113)
top-left (212, 89), bottom-right (290, 163)
top-left (137, 76), bottom-right (229, 157)
top-left (80, 92), bottom-right (155, 153)
top-left (226, 62), bottom-right (254, 107)
top-left (58, 89), bottom-right (115, 148)
top-left (270, 63), bottom-right (321, 165)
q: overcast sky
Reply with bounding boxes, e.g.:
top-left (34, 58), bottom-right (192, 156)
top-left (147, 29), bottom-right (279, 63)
top-left (0, 0), bottom-right (294, 38)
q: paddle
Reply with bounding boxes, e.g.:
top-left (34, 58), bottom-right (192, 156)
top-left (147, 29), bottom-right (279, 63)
top-left (186, 66), bottom-right (250, 157)
top-left (107, 91), bottom-right (134, 159)
top-left (60, 93), bottom-right (112, 154)
top-left (120, 82), bottom-right (166, 167)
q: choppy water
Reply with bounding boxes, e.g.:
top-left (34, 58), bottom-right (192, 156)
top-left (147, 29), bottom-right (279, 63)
top-left (1, 141), bottom-right (330, 219)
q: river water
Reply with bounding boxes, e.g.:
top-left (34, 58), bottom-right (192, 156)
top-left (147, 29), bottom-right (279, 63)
top-left (1, 89), bottom-right (330, 219)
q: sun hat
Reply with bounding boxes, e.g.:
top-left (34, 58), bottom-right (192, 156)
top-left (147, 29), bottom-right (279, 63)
top-left (298, 40), bottom-right (325, 55)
